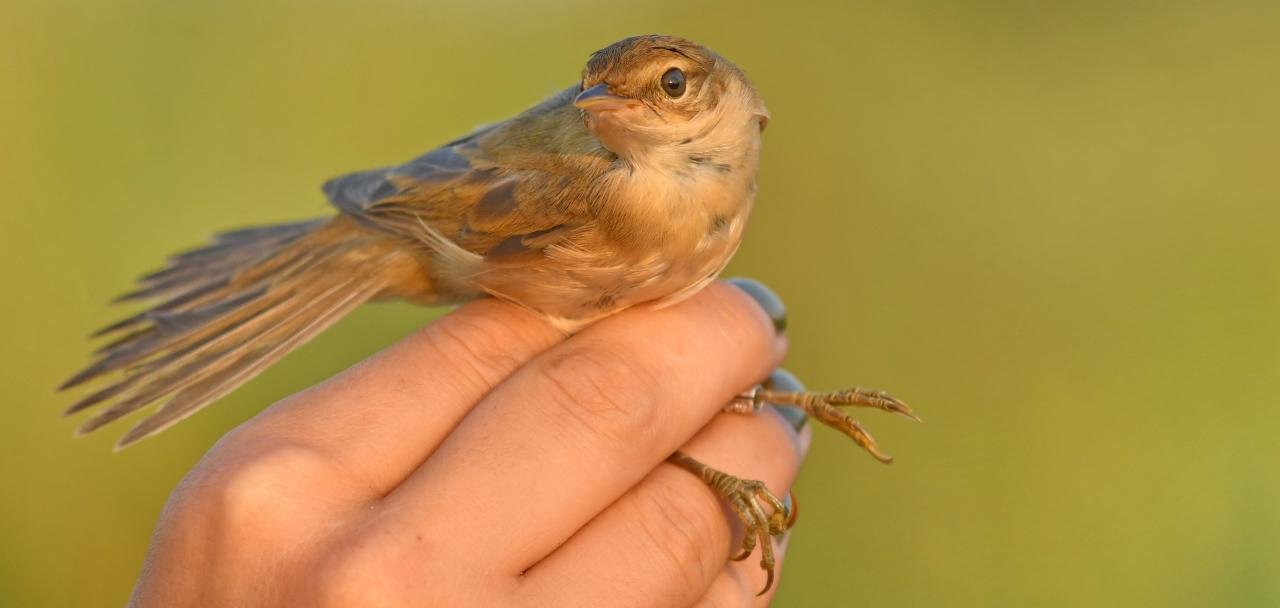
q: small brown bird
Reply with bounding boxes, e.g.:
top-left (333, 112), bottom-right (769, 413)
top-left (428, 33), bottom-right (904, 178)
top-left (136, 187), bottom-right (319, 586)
top-left (62, 35), bottom-right (915, 593)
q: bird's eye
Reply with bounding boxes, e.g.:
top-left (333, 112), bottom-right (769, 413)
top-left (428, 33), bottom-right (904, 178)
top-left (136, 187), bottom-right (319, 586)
top-left (660, 68), bottom-right (686, 98)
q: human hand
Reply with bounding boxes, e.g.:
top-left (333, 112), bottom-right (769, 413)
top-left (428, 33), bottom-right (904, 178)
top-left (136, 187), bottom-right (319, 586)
top-left (129, 282), bottom-right (810, 607)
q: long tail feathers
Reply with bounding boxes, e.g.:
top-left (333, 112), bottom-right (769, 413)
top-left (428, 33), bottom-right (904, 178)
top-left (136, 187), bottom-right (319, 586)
top-left (61, 217), bottom-right (393, 449)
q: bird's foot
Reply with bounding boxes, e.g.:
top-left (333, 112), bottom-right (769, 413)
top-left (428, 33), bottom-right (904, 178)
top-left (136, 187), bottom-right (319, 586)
top-left (729, 381), bottom-right (919, 464)
top-left (668, 451), bottom-right (795, 596)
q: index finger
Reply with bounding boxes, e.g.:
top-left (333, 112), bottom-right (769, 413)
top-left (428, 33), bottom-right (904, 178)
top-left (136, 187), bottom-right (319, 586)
top-left (227, 297), bottom-right (566, 496)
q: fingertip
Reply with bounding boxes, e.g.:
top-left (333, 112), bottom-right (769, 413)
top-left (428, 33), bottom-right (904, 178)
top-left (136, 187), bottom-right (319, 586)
top-left (725, 277), bottom-right (787, 334)
top-left (682, 409), bottom-right (804, 496)
top-left (709, 280), bottom-right (781, 335)
top-left (696, 281), bottom-right (789, 364)
top-left (796, 422), bottom-right (813, 459)
top-left (763, 406), bottom-right (813, 462)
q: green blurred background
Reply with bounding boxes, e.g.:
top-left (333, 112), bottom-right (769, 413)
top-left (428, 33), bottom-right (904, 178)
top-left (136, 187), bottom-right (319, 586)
top-left (3, 1), bottom-right (1278, 605)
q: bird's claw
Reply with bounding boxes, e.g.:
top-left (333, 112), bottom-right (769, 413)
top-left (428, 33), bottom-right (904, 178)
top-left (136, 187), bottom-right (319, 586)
top-left (744, 386), bottom-right (920, 464)
top-left (669, 452), bottom-right (794, 596)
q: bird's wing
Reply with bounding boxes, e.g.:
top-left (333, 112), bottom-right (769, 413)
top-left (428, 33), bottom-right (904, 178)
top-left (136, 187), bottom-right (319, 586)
top-left (320, 87), bottom-right (611, 267)
top-left (321, 134), bottom-right (485, 224)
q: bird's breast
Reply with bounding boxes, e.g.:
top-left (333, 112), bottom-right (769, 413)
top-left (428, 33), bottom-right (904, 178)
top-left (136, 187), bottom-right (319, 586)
top-left (601, 159), bottom-right (752, 252)
top-left (578, 161), bottom-right (754, 307)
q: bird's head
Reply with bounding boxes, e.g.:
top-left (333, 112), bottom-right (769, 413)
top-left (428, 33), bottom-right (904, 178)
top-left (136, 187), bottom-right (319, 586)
top-left (576, 35), bottom-right (768, 166)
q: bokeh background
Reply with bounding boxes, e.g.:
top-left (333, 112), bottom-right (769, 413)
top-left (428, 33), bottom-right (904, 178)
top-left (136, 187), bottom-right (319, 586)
top-left (3, 1), bottom-right (1278, 605)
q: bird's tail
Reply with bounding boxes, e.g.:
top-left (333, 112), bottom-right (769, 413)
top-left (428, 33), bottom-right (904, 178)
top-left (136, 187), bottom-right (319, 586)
top-left (61, 215), bottom-right (410, 449)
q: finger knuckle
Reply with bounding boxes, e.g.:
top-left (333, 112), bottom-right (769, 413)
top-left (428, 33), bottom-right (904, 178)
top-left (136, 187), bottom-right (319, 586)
top-left (628, 472), bottom-right (728, 587)
top-left (180, 440), bottom-right (329, 538)
top-left (534, 341), bottom-right (666, 450)
top-left (422, 312), bottom-right (534, 392)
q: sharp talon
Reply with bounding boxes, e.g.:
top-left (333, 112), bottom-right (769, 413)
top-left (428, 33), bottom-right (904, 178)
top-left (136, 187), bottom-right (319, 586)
top-left (859, 431), bottom-right (894, 464)
top-left (730, 548), bottom-right (750, 561)
top-left (885, 398), bottom-right (922, 422)
top-left (757, 566), bottom-right (775, 596)
top-left (898, 410), bottom-right (923, 423)
top-left (784, 490), bottom-right (799, 529)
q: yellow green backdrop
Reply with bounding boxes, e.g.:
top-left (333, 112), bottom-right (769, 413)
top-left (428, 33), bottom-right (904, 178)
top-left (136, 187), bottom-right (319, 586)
top-left (2, 1), bottom-right (1277, 605)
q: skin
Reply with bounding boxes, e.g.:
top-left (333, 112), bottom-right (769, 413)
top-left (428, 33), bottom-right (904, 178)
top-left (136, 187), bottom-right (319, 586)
top-left (129, 283), bottom-right (808, 607)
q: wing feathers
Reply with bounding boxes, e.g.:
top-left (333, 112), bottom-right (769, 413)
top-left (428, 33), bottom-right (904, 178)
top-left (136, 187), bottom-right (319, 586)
top-left (63, 218), bottom-right (395, 447)
top-left (113, 280), bottom-right (379, 448)
top-left (78, 276), bottom-right (357, 436)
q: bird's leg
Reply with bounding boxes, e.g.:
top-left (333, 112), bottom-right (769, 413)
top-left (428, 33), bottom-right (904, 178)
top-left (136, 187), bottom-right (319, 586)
top-left (731, 383), bottom-right (919, 464)
top-left (667, 450), bottom-right (795, 596)
top-left (680, 370), bottom-right (918, 594)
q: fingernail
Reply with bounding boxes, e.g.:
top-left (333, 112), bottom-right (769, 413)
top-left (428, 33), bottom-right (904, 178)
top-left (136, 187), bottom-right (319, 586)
top-left (764, 368), bottom-right (807, 431)
top-left (728, 277), bottom-right (786, 333)
top-left (783, 490), bottom-right (799, 530)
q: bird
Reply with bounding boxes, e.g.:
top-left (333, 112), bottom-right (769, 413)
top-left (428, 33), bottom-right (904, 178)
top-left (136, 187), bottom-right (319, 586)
top-left (60, 35), bottom-right (916, 594)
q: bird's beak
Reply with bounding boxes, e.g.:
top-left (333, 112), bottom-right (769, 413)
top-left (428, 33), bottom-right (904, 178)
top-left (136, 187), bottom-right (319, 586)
top-left (574, 83), bottom-right (633, 112)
